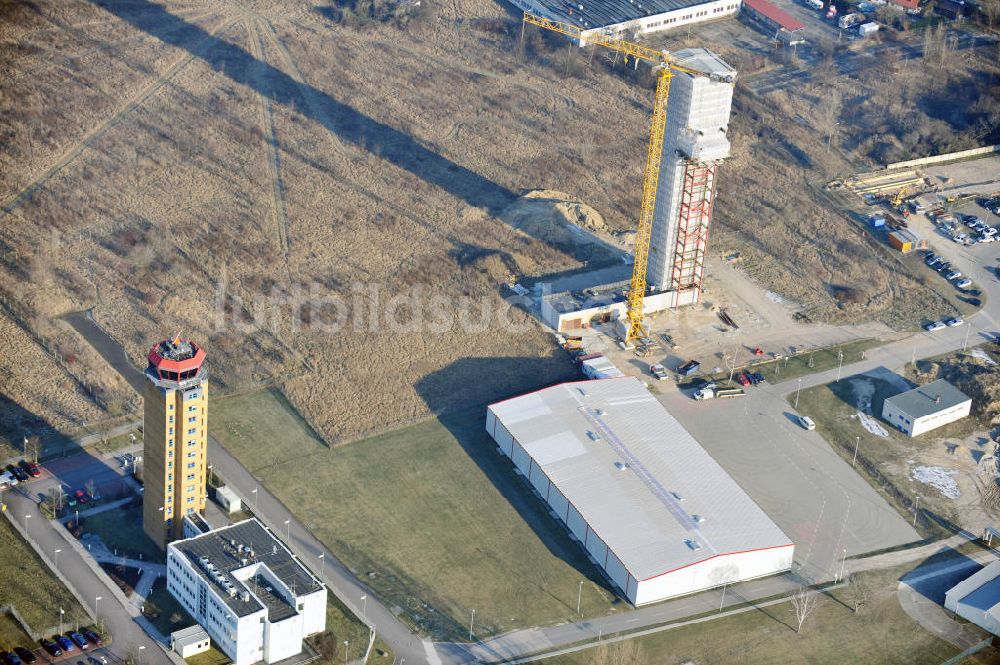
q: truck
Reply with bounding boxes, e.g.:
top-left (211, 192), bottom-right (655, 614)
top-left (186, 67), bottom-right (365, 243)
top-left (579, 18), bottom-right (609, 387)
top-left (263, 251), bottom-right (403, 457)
top-left (838, 12), bottom-right (863, 28)
top-left (677, 359), bottom-right (701, 377)
top-left (693, 383), bottom-right (745, 400)
top-left (804, 0), bottom-right (823, 9)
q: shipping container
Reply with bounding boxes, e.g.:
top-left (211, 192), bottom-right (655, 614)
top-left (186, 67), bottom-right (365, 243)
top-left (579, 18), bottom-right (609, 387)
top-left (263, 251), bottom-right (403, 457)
top-left (858, 21), bottom-right (879, 36)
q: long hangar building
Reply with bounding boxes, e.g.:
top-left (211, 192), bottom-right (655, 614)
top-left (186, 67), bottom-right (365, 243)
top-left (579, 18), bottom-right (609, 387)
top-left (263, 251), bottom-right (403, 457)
top-left (486, 377), bottom-right (793, 605)
top-left (506, 0), bottom-right (742, 38)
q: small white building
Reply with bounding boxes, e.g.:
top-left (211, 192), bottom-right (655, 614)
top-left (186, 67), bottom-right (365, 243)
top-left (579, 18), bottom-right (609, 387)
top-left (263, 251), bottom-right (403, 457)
top-left (171, 625), bottom-right (211, 658)
top-left (881, 379), bottom-right (971, 437)
top-left (167, 518), bottom-right (327, 665)
top-left (215, 485), bottom-right (242, 514)
top-left (487, 377), bottom-right (793, 606)
top-left (945, 560), bottom-right (1000, 635)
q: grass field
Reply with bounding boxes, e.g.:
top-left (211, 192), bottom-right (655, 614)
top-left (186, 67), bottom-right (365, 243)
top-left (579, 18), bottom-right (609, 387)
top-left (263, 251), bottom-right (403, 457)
top-left (143, 577), bottom-right (193, 635)
top-left (82, 502), bottom-right (164, 562)
top-left (210, 389), bottom-right (618, 641)
top-left (0, 515), bottom-right (86, 638)
top-left (310, 597), bottom-right (380, 665)
top-left (186, 646), bottom-right (231, 665)
top-left (0, 612), bottom-right (32, 652)
top-left (543, 564), bottom-right (965, 665)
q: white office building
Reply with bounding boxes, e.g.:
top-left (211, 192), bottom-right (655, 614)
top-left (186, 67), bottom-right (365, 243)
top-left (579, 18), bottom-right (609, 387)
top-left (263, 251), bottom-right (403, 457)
top-left (882, 379), bottom-right (972, 437)
top-left (486, 377), bottom-right (793, 606)
top-left (167, 518), bottom-right (327, 665)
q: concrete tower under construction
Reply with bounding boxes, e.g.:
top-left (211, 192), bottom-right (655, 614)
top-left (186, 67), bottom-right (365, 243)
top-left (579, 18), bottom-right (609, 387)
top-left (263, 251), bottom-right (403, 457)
top-left (142, 337), bottom-right (208, 547)
top-left (647, 48), bottom-right (736, 306)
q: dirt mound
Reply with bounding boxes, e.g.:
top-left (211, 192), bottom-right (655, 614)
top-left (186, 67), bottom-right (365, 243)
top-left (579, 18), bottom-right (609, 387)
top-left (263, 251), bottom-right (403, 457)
top-left (923, 348), bottom-right (1000, 425)
top-left (500, 190), bottom-right (625, 265)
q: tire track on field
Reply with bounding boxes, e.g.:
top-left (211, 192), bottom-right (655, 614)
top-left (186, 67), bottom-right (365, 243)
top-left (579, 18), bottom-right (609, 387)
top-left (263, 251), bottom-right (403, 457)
top-left (258, 18), bottom-right (349, 157)
top-left (1, 16), bottom-right (241, 217)
top-left (245, 18), bottom-right (291, 277)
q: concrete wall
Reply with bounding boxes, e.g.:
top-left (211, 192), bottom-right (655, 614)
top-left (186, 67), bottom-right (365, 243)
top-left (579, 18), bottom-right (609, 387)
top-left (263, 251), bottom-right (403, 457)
top-left (885, 145), bottom-right (999, 170)
top-left (264, 614), bottom-right (303, 663)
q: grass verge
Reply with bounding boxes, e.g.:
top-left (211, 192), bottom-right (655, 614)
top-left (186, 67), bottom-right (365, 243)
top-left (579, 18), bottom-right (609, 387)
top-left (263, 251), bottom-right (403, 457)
top-left (0, 612), bottom-right (32, 651)
top-left (210, 389), bottom-right (618, 641)
top-left (0, 515), bottom-right (86, 638)
top-left (543, 563), bottom-right (969, 665)
top-left (143, 577), bottom-right (193, 635)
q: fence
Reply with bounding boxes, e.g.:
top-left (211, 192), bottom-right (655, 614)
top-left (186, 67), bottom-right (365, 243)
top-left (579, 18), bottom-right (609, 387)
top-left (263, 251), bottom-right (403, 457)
top-left (884, 145), bottom-right (999, 171)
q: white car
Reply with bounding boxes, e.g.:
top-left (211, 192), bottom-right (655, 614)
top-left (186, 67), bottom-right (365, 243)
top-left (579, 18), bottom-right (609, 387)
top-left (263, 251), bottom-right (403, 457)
top-left (955, 278), bottom-right (973, 289)
top-left (953, 233), bottom-right (968, 243)
top-left (798, 415), bottom-right (816, 431)
top-left (946, 271), bottom-right (962, 280)
top-left (924, 321), bottom-right (946, 332)
top-left (945, 316), bottom-right (964, 327)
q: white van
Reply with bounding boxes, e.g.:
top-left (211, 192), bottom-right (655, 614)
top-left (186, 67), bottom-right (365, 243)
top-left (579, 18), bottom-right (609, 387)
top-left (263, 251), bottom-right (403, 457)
top-left (798, 415), bottom-right (816, 431)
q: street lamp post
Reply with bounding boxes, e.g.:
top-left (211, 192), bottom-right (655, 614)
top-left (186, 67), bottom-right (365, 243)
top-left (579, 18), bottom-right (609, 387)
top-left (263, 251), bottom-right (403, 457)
top-left (285, 519), bottom-right (291, 540)
top-left (54, 548), bottom-right (62, 570)
top-left (839, 548), bottom-right (847, 582)
top-left (577, 580), bottom-right (583, 615)
top-left (138, 645), bottom-right (146, 665)
top-left (24, 513), bottom-right (30, 532)
top-left (95, 596), bottom-right (103, 634)
top-left (852, 436), bottom-right (860, 467)
top-left (318, 553), bottom-right (325, 576)
top-left (207, 464), bottom-right (213, 487)
top-left (469, 608), bottom-right (476, 642)
top-left (914, 495), bottom-right (921, 528)
top-left (59, 608), bottom-right (64, 635)
top-left (343, 640), bottom-right (348, 665)
top-left (836, 350), bottom-right (844, 383)
top-left (361, 594), bottom-right (367, 619)
top-left (252, 487), bottom-right (258, 511)
top-left (795, 378), bottom-right (802, 409)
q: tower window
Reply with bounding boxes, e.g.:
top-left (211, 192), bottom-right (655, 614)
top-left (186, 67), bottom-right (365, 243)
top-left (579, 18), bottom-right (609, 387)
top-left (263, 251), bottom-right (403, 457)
top-left (187, 428), bottom-right (196, 435)
top-left (169, 416), bottom-right (174, 423)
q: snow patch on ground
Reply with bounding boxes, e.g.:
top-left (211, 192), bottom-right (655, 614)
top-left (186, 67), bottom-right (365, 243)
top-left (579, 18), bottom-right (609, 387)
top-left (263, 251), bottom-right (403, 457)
top-left (859, 412), bottom-right (890, 437)
top-left (912, 465), bottom-right (961, 499)
top-left (970, 348), bottom-right (997, 366)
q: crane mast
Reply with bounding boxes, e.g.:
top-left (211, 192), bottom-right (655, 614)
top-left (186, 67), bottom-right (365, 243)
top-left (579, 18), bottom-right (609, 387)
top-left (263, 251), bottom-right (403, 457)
top-left (522, 12), bottom-right (701, 342)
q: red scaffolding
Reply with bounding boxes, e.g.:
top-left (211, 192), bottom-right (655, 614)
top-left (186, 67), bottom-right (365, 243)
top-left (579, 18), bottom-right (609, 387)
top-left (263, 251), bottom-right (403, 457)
top-left (670, 161), bottom-right (717, 305)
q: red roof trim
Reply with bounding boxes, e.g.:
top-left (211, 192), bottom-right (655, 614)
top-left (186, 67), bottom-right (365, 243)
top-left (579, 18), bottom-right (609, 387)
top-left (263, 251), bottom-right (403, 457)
top-left (639, 543), bottom-right (795, 582)
top-left (743, 0), bottom-right (806, 31)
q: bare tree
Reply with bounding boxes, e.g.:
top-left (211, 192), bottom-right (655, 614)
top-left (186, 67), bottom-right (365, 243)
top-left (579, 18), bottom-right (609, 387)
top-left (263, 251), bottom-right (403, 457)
top-left (981, 0), bottom-right (1000, 29)
top-left (789, 583), bottom-right (821, 633)
top-left (589, 639), bottom-right (645, 665)
top-left (847, 572), bottom-right (872, 613)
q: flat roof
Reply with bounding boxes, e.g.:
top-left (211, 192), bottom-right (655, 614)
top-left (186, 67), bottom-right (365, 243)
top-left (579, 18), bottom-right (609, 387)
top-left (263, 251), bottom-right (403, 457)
top-left (884, 379), bottom-right (970, 419)
top-left (527, 0), bottom-right (733, 31)
top-left (171, 519), bottom-right (322, 620)
top-left (742, 0), bottom-right (805, 31)
top-left (171, 625), bottom-right (210, 647)
top-left (489, 377), bottom-right (792, 581)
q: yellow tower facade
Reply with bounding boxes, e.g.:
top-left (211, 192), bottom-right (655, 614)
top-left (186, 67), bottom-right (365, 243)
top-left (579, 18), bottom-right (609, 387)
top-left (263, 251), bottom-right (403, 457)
top-left (142, 337), bottom-right (209, 547)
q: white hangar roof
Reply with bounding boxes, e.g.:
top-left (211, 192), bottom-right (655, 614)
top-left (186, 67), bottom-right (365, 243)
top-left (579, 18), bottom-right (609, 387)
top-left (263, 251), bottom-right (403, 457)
top-left (488, 377), bottom-right (792, 582)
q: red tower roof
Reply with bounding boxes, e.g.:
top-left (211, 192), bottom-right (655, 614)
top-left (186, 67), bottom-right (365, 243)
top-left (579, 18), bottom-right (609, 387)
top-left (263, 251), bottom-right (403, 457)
top-left (147, 338), bottom-right (206, 383)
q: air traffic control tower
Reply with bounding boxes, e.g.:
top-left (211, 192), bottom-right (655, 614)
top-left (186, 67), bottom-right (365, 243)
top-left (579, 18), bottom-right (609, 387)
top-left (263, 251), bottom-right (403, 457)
top-left (142, 337), bottom-right (209, 547)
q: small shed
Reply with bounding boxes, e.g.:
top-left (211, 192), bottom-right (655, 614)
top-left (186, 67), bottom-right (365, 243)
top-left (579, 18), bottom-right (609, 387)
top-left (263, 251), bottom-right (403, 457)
top-left (858, 22), bottom-right (880, 37)
top-left (869, 213), bottom-right (886, 228)
top-left (214, 485), bottom-right (242, 514)
top-left (882, 378), bottom-right (971, 437)
top-left (171, 625), bottom-right (211, 658)
top-left (888, 229), bottom-right (926, 253)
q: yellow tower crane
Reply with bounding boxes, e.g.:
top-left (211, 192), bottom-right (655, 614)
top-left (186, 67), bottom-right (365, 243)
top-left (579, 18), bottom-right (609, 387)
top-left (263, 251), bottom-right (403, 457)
top-left (523, 12), bottom-right (704, 343)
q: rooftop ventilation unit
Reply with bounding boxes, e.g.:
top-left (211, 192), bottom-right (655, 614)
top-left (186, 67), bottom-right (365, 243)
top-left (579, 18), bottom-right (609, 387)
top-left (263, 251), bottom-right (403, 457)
top-left (241, 589), bottom-right (251, 602)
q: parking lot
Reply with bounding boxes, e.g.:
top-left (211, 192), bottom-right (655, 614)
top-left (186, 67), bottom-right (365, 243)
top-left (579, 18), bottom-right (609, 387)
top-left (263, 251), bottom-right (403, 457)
top-left (658, 383), bottom-right (920, 582)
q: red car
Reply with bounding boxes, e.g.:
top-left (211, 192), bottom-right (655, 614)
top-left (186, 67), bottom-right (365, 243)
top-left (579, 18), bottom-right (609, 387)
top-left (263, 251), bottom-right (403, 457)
top-left (74, 489), bottom-right (90, 505)
top-left (737, 374), bottom-right (751, 387)
top-left (20, 460), bottom-right (40, 478)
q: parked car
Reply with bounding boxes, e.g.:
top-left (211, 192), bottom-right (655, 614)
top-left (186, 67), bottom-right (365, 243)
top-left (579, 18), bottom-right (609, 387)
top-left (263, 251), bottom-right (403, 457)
top-left (924, 253), bottom-right (939, 265)
top-left (68, 632), bottom-right (88, 650)
top-left (750, 371), bottom-right (766, 384)
top-left (12, 648), bottom-right (35, 664)
top-left (83, 630), bottom-right (102, 647)
top-left (737, 373), bottom-right (751, 387)
top-left (66, 494), bottom-right (78, 508)
top-left (955, 278), bottom-right (973, 289)
top-left (924, 320), bottom-right (946, 332)
top-left (19, 460), bottom-right (40, 478)
top-left (798, 415), bottom-right (816, 431)
top-left (1, 471), bottom-right (18, 487)
top-left (649, 364), bottom-right (669, 381)
top-left (937, 262), bottom-right (952, 272)
top-left (945, 316), bottom-right (964, 327)
top-left (946, 270), bottom-right (962, 280)
top-left (6, 465), bottom-right (28, 482)
top-left (39, 639), bottom-right (62, 657)
top-left (53, 636), bottom-right (74, 653)
top-left (960, 297), bottom-right (982, 307)
top-left (74, 489), bottom-right (90, 505)
top-left (2, 651), bottom-right (23, 665)
top-left (952, 233), bottom-right (968, 244)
